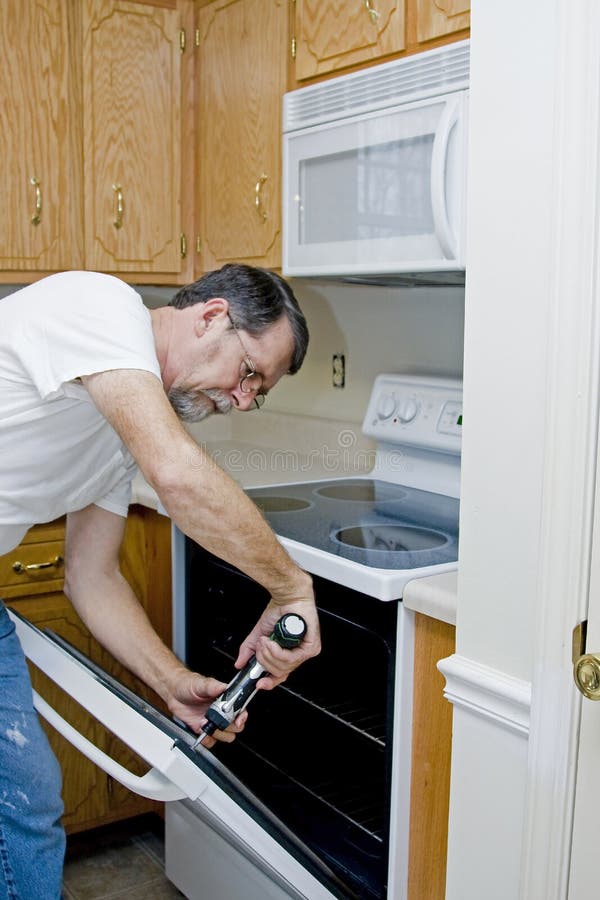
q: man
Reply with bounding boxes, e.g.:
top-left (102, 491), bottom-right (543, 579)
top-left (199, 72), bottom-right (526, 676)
top-left (0, 264), bottom-right (320, 900)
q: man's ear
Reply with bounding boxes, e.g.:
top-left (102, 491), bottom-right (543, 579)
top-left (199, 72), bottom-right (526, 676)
top-left (193, 297), bottom-right (229, 336)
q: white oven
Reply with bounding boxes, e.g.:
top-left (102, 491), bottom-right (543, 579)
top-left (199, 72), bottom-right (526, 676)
top-left (8, 374), bottom-right (462, 900)
top-left (283, 42), bottom-right (469, 281)
top-left (166, 374), bottom-right (462, 899)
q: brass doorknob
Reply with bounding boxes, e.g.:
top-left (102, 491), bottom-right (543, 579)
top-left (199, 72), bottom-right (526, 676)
top-left (574, 653), bottom-right (600, 699)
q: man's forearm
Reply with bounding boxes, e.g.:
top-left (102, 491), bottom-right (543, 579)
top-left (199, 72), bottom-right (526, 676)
top-left (65, 568), bottom-right (184, 704)
top-left (81, 368), bottom-right (313, 605)
top-left (153, 445), bottom-right (313, 603)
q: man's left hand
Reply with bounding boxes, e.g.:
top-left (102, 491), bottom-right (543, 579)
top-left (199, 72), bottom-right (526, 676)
top-left (167, 669), bottom-right (247, 750)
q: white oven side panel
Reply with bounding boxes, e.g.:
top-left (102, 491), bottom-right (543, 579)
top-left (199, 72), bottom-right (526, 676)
top-left (387, 606), bottom-right (415, 900)
top-left (172, 523), bottom-right (188, 660)
top-left (167, 800), bottom-right (306, 900)
top-left (166, 796), bottom-right (336, 900)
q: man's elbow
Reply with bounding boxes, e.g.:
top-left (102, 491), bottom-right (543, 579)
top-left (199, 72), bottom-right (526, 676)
top-left (147, 449), bottom-right (217, 513)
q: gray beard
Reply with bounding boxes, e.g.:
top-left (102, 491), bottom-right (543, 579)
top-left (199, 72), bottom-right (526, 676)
top-left (167, 388), bottom-right (232, 422)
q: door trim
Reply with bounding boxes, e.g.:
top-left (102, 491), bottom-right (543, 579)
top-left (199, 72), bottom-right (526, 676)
top-left (517, 2), bottom-right (600, 897)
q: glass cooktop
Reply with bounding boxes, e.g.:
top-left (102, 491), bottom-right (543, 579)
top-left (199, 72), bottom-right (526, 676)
top-left (246, 478), bottom-right (459, 571)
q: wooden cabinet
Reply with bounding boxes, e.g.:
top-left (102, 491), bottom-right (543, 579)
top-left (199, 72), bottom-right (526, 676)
top-left (195, 0), bottom-right (287, 271)
top-left (293, 0), bottom-right (405, 82)
top-left (292, 0), bottom-right (470, 83)
top-left (1, 505), bottom-right (172, 834)
top-left (408, 613), bottom-right (455, 900)
top-left (0, 1), bottom-right (83, 273)
top-left (0, 0), bottom-right (194, 285)
top-left (82, 0), bottom-right (193, 282)
top-left (412, 0), bottom-right (471, 46)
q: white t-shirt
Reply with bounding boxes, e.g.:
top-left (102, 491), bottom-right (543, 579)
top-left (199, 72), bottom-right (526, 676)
top-left (0, 271), bottom-right (162, 555)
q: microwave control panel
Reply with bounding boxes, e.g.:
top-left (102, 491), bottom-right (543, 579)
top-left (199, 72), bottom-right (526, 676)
top-left (362, 374), bottom-right (463, 455)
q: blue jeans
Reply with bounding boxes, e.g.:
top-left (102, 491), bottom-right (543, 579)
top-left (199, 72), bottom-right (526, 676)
top-left (0, 602), bottom-right (65, 899)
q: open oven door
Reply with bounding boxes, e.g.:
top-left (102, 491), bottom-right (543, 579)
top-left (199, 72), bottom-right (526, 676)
top-left (7, 608), bottom-right (351, 900)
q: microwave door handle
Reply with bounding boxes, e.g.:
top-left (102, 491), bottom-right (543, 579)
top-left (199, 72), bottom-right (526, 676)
top-left (31, 688), bottom-right (187, 802)
top-left (430, 95), bottom-right (460, 259)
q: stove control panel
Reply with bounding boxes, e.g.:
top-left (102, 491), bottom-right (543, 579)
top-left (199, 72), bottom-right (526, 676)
top-left (363, 374), bottom-right (463, 454)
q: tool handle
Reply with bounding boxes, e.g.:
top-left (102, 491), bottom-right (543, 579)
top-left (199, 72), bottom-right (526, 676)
top-left (194, 614), bottom-right (307, 747)
top-left (270, 613), bottom-right (307, 648)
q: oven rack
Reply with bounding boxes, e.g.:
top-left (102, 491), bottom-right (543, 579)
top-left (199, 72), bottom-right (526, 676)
top-left (230, 740), bottom-right (386, 842)
top-left (210, 644), bottom-right (386, 746)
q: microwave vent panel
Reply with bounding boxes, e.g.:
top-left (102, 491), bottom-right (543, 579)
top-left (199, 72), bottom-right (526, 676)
top-left (284, 40), bottom-right (469, 132)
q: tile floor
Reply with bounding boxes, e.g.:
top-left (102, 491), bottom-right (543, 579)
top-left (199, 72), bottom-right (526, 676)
top-left (63, 814), bottom-right (184, 900)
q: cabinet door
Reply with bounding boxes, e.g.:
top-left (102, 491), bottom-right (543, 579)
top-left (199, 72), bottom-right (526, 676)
top-left (0, 1), bottom-right (83, 272)
top-left (5, 591), bottom-right (156, 833)
top-left (82, 0), bottom-right (190, 279)
top-left (197, 0), bottom-right (287, 271)
top-left (408, 614), bottom-right (455, 900)
top-left (294, 0), bottom-right (405, 81)
top-left (414, 0), bottom-right (470, 45)
top-left (1, 508), bottom-right (171, 833)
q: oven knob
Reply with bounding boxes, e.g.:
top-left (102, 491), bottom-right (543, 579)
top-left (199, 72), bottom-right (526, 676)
top-left (397, 397), bottom-right (419, 423)
top-left (376, 392), bottom-right (397, 420)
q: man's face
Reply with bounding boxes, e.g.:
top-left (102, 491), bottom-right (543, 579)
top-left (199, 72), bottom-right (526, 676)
top-left (166, 304), bottom-right (295, 423)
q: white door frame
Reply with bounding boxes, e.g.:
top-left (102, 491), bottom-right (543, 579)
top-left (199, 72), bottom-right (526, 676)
top-left (443, 2), bottom-right (600, 897)
top-left (518, 1), bottom-right (600, 896)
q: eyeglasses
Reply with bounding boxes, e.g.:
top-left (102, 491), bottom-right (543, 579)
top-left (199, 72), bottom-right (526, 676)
top-left (227, 314), bottom-right (266, 409)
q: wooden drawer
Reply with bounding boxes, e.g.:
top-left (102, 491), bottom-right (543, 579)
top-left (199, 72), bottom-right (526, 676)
top-left (0, 538), bottom-right (65, 598)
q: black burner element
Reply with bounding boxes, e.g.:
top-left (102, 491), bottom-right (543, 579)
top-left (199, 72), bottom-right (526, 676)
top-left (246, 478), bottom-right (459, 571)
top-left (315, 479), bottom-right (406, 502)
top-left (334, 525), bottom-right (447, 552)
top-left (252, 496), bottom-right (312, 513)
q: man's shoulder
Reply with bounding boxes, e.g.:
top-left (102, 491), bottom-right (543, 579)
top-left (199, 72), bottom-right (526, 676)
top-left (47, 270), bottom-right (140, 301)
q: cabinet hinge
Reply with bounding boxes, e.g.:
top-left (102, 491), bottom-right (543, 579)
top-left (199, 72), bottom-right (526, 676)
top-left (196, 236), bottom-right (202, 255)
top-left (180, 233), bottom-right (187, 259)
top-left (195, 28), bottom-right (200, 48)
top-left (290, 0), bottom-right (297, 58)
top-left (179, 29), bottom-right (186, 53)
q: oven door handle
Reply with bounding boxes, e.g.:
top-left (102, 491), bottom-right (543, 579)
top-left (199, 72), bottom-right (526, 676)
top-left (31, 688), bottom-right (187, 801)
top-left (8, 608), bottom-right (212, 802)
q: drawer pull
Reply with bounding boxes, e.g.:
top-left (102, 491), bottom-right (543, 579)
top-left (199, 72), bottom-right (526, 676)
top-left (30, 176), bottom-right (42, 226)
top-left (112, 183), bottom-right (124, 229)
top-left (12, 555), bottom-right (64, 575)
top-left (254, 173), bottom-right (268, 222)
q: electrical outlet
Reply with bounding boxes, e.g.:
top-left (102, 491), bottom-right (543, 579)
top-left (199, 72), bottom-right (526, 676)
top-left (332, 354), bottom-right (345, 388)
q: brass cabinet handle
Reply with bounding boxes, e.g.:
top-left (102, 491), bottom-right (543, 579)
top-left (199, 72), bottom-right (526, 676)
top-left (112, 183), bottom-right (124, 229)
top-left (255, 173), bottom-right (268, 222)
top-left (574, 652), bottom-right (600, 699)
top-left (364, 0), bottom-right (380, 24)
top-left (30, 176), bottom-right (42, 226)
top-left (12, 555), bottom-right (64, 575)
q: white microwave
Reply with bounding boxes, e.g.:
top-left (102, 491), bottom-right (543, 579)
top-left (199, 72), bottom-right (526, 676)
top-left (283, 40), bottom-right (469, 282)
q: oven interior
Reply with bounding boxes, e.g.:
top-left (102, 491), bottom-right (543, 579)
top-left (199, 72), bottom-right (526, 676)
top-left (185, 542), bottom-right (399, 900)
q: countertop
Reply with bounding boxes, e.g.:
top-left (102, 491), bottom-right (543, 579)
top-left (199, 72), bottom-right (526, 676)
top-left (402, 571), bottom-right (458, 626)
top-left (130, 410), bottom-right (458, 625)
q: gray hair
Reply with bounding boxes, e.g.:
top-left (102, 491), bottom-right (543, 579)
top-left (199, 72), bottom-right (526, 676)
top-left (169, 264), bottom-right (308, 374)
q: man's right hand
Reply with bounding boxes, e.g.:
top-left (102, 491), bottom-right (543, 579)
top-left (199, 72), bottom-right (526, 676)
top-left (234, 596), bottom-right (321, 692)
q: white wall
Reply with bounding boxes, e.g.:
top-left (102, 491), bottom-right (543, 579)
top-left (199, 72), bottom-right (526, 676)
top-left (443, 0), bottom-right (558, 892)
top-left (441, 1), bottom-right (600, 898)
top-left (137, 279), bottom-right (465, 424)
top-left (2, 279), bottom-right (464, 427)
top-left (456, 2), bottom-right (557, 682)
top-left (269, 279), bottom-right (464, 422)
top-left (139, 278), bottom-right (465, 424)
